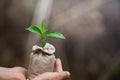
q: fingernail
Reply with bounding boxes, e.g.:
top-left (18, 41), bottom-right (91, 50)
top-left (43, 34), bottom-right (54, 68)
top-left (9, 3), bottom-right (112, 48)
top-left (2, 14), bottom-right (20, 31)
top-left (65, 71), bottom-right (70, 77)
top-left (56, 58), bottom-right (60, 61)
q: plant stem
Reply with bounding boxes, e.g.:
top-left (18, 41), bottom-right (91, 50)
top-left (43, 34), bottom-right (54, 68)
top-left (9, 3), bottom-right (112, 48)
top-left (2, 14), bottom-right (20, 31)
top-left (41, 34), bottom-right (45, 47)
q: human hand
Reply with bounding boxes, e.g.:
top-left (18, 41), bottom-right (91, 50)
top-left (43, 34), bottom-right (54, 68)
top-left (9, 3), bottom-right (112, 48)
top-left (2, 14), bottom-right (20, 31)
top-left (0, 67), bottom-right (26, 80)
top-left (0, 58), bottom-right (70, 80)
top-left (33, 58), bottom-right (70, 80)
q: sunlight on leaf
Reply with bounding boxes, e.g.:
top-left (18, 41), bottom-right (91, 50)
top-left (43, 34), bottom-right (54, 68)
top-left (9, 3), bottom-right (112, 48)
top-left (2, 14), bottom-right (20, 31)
top-left (41, 20), bottom-right (46, 33)
top-left (47, 31), bottom-right (66, 39)
top-left (26, 26), bottom-right (42, 35)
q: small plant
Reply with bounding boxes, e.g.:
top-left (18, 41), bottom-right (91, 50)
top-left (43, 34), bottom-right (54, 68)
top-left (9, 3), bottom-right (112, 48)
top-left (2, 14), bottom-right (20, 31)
top-left (26, 20), bottom-right (65, 47)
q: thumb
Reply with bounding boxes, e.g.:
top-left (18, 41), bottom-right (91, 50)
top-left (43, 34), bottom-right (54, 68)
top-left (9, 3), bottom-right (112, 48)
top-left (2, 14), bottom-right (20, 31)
top-left (56, 71), bottom-right (70, 80)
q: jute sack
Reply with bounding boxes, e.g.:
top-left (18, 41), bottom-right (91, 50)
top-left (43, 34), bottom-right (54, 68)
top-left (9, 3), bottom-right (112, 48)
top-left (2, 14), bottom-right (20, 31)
top-left (27, 43), bottom-right (55, 80)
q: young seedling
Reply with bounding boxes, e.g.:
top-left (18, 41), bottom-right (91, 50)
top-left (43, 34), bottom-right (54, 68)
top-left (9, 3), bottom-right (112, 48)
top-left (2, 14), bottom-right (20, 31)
top-left (26, 20), bottom-right (65, 47)
top-left (26, 20), bottom-right (66, 80)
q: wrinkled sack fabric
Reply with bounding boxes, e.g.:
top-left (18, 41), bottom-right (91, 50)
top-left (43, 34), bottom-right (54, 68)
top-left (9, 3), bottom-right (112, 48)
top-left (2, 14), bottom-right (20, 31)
top-left (27, 43), bottom-right (55, 80)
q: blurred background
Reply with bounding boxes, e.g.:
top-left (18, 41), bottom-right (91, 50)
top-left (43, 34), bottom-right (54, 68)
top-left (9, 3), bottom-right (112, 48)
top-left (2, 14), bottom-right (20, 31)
top-left (0, 0), bottom-right (120, 80)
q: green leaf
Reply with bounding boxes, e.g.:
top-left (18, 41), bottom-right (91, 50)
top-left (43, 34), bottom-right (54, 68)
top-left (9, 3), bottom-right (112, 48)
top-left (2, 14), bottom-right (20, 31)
top-left (47, 31), bottom-right (66, 39)
top-left (41, 20), bottom-right (46, 33)
top-left (26, 26), bottom-right (42, 35)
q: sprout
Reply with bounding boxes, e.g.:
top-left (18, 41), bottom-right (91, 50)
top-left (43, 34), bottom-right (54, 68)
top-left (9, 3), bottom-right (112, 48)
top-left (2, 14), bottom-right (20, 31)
top-left (26, 20), bottom-right (65, 47)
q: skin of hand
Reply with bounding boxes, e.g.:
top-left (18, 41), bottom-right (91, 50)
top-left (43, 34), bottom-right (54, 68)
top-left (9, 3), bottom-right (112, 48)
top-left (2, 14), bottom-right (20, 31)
top-left (33, 58), bottom-right (70, 80)
top-left (0, 58), bottom-right (70, 80)
top-left (0, 67), bottom-right (27, 80)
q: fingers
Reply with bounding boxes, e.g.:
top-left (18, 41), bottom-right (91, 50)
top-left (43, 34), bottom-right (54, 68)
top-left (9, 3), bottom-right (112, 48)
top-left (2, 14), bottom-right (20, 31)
top-left (11, 67), bottom-right (27, 80)
top-left (7, 67), bottom-right (27, 80)
top-left (12, 67), bottom-right (27, 75)
top-left (33, 58), bottom-right (70, 80)
top-left (33, 71), bottom-right (70, 80)
top-left (55, 71), bottom-right (70, 80)
top-left (54, 58), bottom-right (63, 72)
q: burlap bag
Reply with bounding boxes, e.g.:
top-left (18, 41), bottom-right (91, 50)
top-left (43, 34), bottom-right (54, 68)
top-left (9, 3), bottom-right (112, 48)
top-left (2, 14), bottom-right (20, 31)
top-left (27, 43), bottom-right (55, 80)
